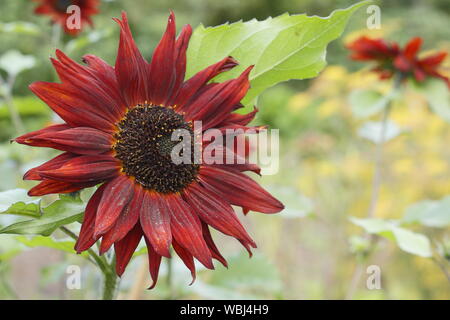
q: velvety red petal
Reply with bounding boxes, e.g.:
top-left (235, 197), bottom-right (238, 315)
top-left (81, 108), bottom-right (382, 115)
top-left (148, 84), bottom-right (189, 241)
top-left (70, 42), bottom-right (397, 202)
top-left (114, 223), bottom-right (143, 276)
top-left (140, 191), bottom-right (172, 258)
top-left (201, 222), bottom-right (228, 268)
top-left (144, 237), bottom-right (162, 289)
top-left (38, 155), bottom-right (119, 183)
top-left (81, 54), bottom-right (126, 117)
top-left (169, 24), bottom-right (193, 103)
top-left (14, 124), bottom-right (70, 147)
top-left (172, 239), bottom-right (196, 285)
top-left (29, 82), bottom-right (117, 133)
top-left (99, 185), bottom-right (143, 254)
top-left (24, 152), bottom-right (77, 180)
top-left (403, 37), bottom-right (422, 60)
top-left (28, 179), bottom-right (96, 197)
top-left (22, 127), bottom-right (113, 155)
top-left (53, 49), bottom-right (125, 120)
top-left (184, 66), bottom-right (253, 130)
top-left (199, 166), bottom-right (284, 214)
top-left (148, 12), bottom-right (176, 106)
top-left (184, 182), bottom-right (255, 246)
top-left (94, 175), bottom-right (135, 237)
top-left (164, 194), bottom-right (214, 269)
top-left (75, 184), bottom-right (107, 253)
top-left (113, 12), bottom-right (149, 107)
top-left (172, 56), bottom-right (238, 108)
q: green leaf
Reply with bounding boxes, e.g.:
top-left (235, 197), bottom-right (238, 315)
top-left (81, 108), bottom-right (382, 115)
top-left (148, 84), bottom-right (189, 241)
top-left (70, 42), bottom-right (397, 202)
top-left (0, 195), bottom-right (85, 236)
top-left (15, 235), bottom-right (88, 257)
top-left (403, 196), bottom-right (450, 228)
top-left (350, 217), bottom-right (432, 257)
top-left (0, 50), bottom-right (36, 77)
top-left (267, 186), bottom-right (313, 218)
top-left (186, 1), bottom-right (369, 106)
top-left (0, 96), bottom-right (49, 118)
top-left (349, 89), bottom-right (389, 118)
top-left (349, 217), bottom-right (394, 236)
top-left (193, 253), bottom-right (282, 299)
top-left (358, 120), bottom-right (402, 144)
top-left (0, 22), bottom-right (41, 35)
top-left (390, 227), bottom-right (432, 258)
top-left (0, 189), bottom-right (41, 218)
top-left (421, 79), bottom-right (450, 123)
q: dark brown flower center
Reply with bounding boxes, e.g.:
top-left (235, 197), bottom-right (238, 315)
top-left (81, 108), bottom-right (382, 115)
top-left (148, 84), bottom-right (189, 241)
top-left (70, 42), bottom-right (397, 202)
top-left (113, 104), bottom-right (199, 194)
top-left (55, 0), bottom-right (74, 12)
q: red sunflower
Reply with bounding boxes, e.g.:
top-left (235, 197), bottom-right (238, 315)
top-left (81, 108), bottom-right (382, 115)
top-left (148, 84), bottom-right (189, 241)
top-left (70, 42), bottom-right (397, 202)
top-left (33, 0), bottom-right (99, 35)
top-left (15, 12), bottom-right (284, 288)
top-left (347, 36), bottom-right (449, 87)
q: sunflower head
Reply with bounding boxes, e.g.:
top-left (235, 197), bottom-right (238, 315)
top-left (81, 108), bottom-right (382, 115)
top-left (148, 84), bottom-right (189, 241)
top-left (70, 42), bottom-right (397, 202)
top-left (15, 11), bottom-right (284, 288)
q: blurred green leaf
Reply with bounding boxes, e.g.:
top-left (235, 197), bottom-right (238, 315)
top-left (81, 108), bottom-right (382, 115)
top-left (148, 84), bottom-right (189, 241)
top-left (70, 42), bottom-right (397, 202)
top-left (0, 96), bottom-right (49, 118)
top-left (0, 50), bottom-right (36, 77)
top-left (422, 79), bottom-right (450, 123)
top-left (0, 194), bottom-right (85, 236)
top-left (0, 189), bottom-right (41, 218)
top-left (193, 253), bottom-right (282, 299)
top-left (0, 22), bottom-right (41, 35)
top-left (390, 226), bottom-right (432, 258)
top-left (349, 89), bottom-right (389, 118)
top-left (186, 1), bottom-right (369, 106)
top-left (16, 235), bottom-right (88, 257)
top-left (403, 196), bottom-right (450, 228)
top-left (350, 217), bottom-right (432, 257)
top-left (358, 120), bottom-right (402, 143)
top-left (268, 186), bottom-right (314, 218)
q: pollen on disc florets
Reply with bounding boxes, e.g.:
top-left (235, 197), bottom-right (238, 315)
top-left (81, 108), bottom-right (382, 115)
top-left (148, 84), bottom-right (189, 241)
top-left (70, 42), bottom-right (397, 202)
top-left (113, 103), bottom-right (199, 194)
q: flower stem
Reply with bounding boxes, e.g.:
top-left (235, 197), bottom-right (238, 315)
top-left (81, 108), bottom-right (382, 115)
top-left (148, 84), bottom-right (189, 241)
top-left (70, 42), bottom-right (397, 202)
top-left (345, 76), bottom-right (402, 300)
top-left (102, 268), bottom-right (118, 300)
top-left (59, 226), bottom-right (118, 300)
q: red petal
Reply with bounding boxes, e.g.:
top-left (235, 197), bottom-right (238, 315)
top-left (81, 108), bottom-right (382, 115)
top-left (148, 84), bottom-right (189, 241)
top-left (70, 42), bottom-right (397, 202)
top-left (28, 179), bottom-right (96, 196)
top-left (172, 239), bottom-right (196, 285)
top-left (148, 12), bottom-right (176, 105)
top-left (144, 237), bottom-right (162, 289)
top-left (14, 124), bottom-right (70, 147)
top-left (52, 50), bottom-right (124, 121)
top-left (82, 54), bottom-right (126, 117)
top-left (23, 127), bottom-right (113, 155)
top-left (164, 194), bottom-right (214, 269)
top-left (75, 184), bottom-right (107, 253)
top-left (113, 12), bottom-right (149, 107)
top-left (170, 24), bottom-right (193, 102)
top-left (184, 66), bottom-right (253, 130)
top-left (24, 152), bottom-right (77, 180)
top-left (114, 223), bottom-right (143, 276)
top-left (140, 191), bottom-right (172, 258)
top-left (29, 82), bottom-right (117, 133)
top-left (99, 185), bottom-right (143, 254)
top-left (201, 222), bottom-right (228, 268)
top-left (184, 182), bottom-right (255, 246)
top-left (172, 56), bottom-right (238, 108)
top-left (403, 37), bottom-right (422, 60)
top-left (94, 175), bottom-right (135, 237)
top-left (199, 166), bottom-right (284, 213)
top-left (38, 155), bottom-right (119, 183)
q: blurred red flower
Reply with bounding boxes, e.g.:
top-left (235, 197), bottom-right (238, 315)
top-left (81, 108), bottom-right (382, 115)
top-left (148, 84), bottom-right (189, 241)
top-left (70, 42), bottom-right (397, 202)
top-left (33, 0), bottom-right (99, 35)
top-left (347, 36), bottom-right (449, 88)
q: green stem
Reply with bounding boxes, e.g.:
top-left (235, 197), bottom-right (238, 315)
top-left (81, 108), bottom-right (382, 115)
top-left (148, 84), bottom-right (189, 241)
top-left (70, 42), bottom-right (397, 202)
top-left (102, 269), bottom-right (118, 300)
top-left (59, 226), bottom-right (118, 299)
top-left (345, 76), bottom-right (402, 300)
